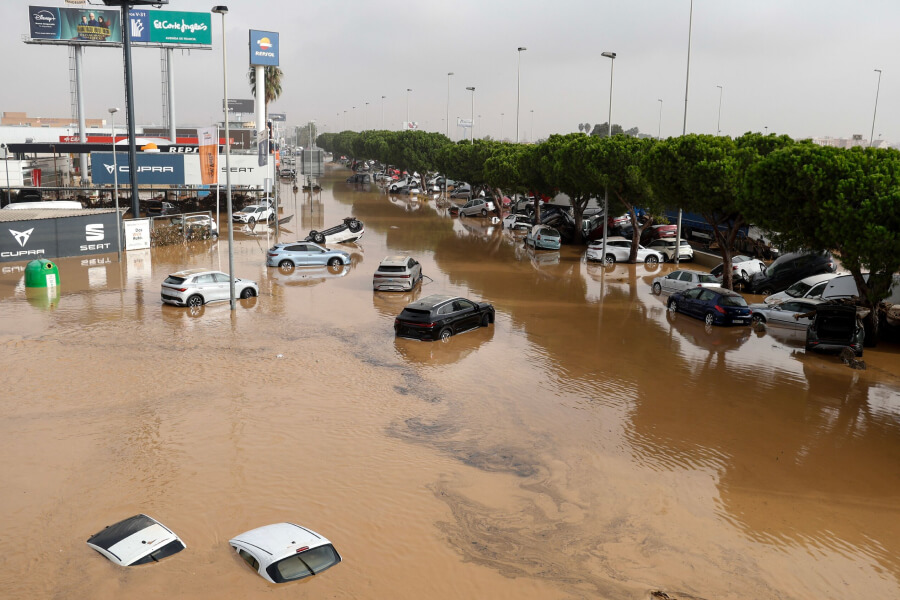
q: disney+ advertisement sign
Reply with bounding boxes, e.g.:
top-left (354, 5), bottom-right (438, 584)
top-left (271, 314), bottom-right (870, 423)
top-left (29, 7), bottom-right (211, 46)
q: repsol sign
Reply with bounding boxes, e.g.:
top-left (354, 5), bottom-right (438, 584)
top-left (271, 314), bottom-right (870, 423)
top-left (91, 152), bottom-right (185, 185)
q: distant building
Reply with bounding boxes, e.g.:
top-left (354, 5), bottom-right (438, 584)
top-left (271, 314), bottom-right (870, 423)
top-left (2, 111), bottom-right (105, 128)
top-left (811, 134), bottom-right (888, 149)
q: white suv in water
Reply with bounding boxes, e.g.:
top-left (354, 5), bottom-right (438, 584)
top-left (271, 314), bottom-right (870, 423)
top-left (161, 269), bottom-right (258, 307)
top-left (373, 255), bottom-right (423, 291)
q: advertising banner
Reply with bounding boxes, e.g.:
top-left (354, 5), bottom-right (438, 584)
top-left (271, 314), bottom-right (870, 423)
top-left (123, 219), bottom-right (151, 251)
top-left (183, 155), bottom-right (267, 187)
top-left (249, 30), bottom-right (280, 66)
top-left (130, 9), bottom-right (211, 45)
top-left (258, 133), bottom-right (269, 167)
top-left (32, 169), bottom-right (42, 187)
top-left (29, 6), bottom-right (122, 43)
top-left (90, 153), bottom-right (185, 185)
top-left (269, 113), bottom-right (286, 122)
top-left (0, 211), bottom-right (120, 263)
top-left (226, 99), bottom-right (255, 113)
top-left (196, 127), bottom-right (218, 185)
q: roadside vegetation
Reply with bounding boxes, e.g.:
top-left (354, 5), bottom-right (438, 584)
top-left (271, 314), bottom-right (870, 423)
top-left (317, 129), bottom-right (900, 314)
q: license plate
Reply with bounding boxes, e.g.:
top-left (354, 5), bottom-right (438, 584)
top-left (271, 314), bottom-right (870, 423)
top-left (732, 318), bottom-right (747, 324)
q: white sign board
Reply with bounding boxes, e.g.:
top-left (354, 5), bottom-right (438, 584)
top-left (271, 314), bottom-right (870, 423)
top-left (123, 218), bottom-right (151, 250)
top-left (184, 154), bottom-right (267, 187)
top-left (457, 118), bottom-right (473, 128)
top-left (402, 121), bottom-right (419, 130)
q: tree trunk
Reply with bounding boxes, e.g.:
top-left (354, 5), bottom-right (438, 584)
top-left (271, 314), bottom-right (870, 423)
top-left (851, 269), bottom-right (879, 347)
top-left (572, 199), bottom-right (585, 245)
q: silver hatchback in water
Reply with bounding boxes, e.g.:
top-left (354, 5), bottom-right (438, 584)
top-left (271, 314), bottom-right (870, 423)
top-left (373, 255), bottom-right (423, 291)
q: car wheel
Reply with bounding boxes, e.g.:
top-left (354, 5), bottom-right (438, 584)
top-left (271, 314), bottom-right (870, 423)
top-left (481, 313), bottom-right (491, 327)
top-left (751, 314), bottom-right (766, 325)
top-left (328, 257), bottom-right (342, 267)
top-left (481, 209), bottom-right (487, 217)
top-left (349, 219), bottom-right (362, 232)
top-left (240, 287), bottom-right (255, 299)
top-left (187, 294), bottom-right (203, 308)
top-left (741, 270), bottom-right (748, 281)
top-left (604, 254), bottom-right (616, 265)
top-left (268, 213), bottom-right (275, 223)
top-left (652, 282), bottom-right (662, 295)
top-left (644, 255), bottom-right (659, 265)
top-left (459, 211), bottom-right (466, 218)
top-left (439, 328), bottom-right (452, 342)
top-left (278, 259), bottom-right (294, 269)
top-left (705, 312), bottom-right (715, 326)
top-left (667, 299), bottom-right (677, 313)
top-left (314, 233), bottom-right (326, 244)
top-left (248, 217), bottom-right (256, 226)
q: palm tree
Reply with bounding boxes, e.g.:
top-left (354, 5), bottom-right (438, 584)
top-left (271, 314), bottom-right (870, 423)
top-left (248, 65), bottom-right (284, 121)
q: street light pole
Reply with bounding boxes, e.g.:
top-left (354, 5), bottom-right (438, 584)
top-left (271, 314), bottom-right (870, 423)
top-left (446, 72), bottom-right (453, 138)
top-left (365, 102), bottom-right (369, 131)
top-left (381, 96), bottom-right (386, 129)
top-left (870, 69), bottom-right (883, 147)
top-left (1, 144), bottom-right (10, 205)
top-left (108, 107), bottom-right (122, 263)
top-left (406, 88), bottom-right (412, 129)
top-left (601, 51), bottom-right (616, 262)
top-left (500, 113), bottom-right (504, 141)
top-left (516, 47), bottom-right (526, 143)
top-left (657, 99), bottom-right (663, 140)
top-left (716, 85), bottom-right (723, 135)
top-left (466, 87), bottom-right (475, 142)
top-left (675, 0), bottom-right (693, 266)
top-left (530, 109), bottom-right (534, 142)
top-left (212, 5), bottom-right (236, 310)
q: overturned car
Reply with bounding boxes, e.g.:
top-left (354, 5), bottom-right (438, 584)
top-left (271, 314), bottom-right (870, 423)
top-left (306, 217), bottom-right (365, 244)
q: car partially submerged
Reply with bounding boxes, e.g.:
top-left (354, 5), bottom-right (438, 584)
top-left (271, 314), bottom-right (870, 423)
top-left (161, 269), bottom-right (258, 307)
top-left (525, 225), bottom-right (561, 250)
top-left (806, 304), bottom-right (865, 356)
top-left (373, 255), bottom-right (423, 291)
top-left (306, 217), bottom-right (364, 244)
top-left (87, 514), bottom-right (185, 567)
top-left (395, 294), bottom-right (495, 341)
top-left (229, 523), bottom-right (342, 584)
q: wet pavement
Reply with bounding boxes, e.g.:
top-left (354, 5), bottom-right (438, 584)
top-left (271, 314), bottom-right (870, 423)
top-left (1, 165), bottom-right (899, 599)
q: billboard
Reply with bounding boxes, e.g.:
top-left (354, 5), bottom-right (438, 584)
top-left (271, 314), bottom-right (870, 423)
top-left (91, 153), bottom-right (185, 185)
top-left (226, 99), bottom-right (255, 113)
top-left (0, 212), bottom-right (121, 263)
top-left (183, 155), bottom-right (267, 187)
top-left (129, 9), bottom-right (211, 45)
top-left (29, 6), bottom-right (210, 46)
top-left (29, 6), bottom-right (122, 43)
top-left (196, 127), bottom-right (218, 185)
top-left (249, 30), bottom-right (279, 66)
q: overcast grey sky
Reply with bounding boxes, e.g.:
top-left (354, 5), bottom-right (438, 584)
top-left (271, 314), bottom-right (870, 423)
top-left (4, 0), bottom-right (899, 143)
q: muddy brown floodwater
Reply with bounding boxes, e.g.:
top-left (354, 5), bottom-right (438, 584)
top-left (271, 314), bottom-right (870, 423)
top-left (1, 165), bottom-right (899, 600)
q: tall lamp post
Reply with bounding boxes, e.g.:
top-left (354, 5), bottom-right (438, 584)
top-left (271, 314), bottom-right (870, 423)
top-left (364, 102), bottom-right (369, 130)
top-left (381, 96), bottom-right (386, 129)
top-left (716, 84), bottom-right (723, 135)
top-left (446, 72), bottom-right (453, 138)
top-left (675, 0), bottom-right (693, 266)
top-left (530, 109), bottom-right (535, 142)
top-left (516, 47), bottom-right (526, 143)
top-left (108, 107), bottom-right (122, 262)
top-left (212, 5), bottom-right (236, 310)
top-left (600, 51), bottom-right (616, 262)
top-left (466, 87), bottom-right (475, 142)
top-left (406, 88), bottom-right (412, 129)
top-left (870, 68), bottom-right (883, 147)
top-left (500, 113), bottom-right (504, 141)
top-left (657, 99), bottom-right (663, 139)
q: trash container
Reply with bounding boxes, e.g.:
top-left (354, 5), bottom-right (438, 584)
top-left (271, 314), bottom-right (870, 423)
top-left (24, 259), bottom-right (59, 288)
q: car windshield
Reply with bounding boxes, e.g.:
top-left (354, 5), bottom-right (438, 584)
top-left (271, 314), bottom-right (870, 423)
top-left (720, 295), bottom-right (748, 307)
top-left (698, 274), bottom-right (718, 284)
top-left (784, 280), bottom-right (812, 298)
top-left (378, 265), bottom-right (406, 273)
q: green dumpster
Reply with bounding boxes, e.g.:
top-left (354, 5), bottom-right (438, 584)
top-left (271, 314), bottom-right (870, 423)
top-left (24, 259), bottom-right (60, 289)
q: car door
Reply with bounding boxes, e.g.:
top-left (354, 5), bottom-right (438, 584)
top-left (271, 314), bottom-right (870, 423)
top-left (678, 288), bottom-right (703, 314)
top-left (194, 273), bottom-right (218, 301)
top-left (452, 299), bottom-right (480, 331)
top-left (212, 272), bottom-right (231, 299)
top-left (694, 289), bottom-right (718, 318)
top-left (662, 271), bottom-right (683, 293)
top-left (779, 301), bottom-right (816, 328)
top-left (675, 271), bottom-right (696, 292)
top-left (306, 244), bottom-right (329, 266)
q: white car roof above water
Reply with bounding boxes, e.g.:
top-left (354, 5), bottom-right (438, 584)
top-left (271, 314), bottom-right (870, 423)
top-left (230, 523), bottom-right (330, 559)
top-left (86, 514), bottom-right (185, 566)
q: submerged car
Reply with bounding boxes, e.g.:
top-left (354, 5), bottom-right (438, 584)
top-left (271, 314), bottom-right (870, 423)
top-left (230, 523), bottom-right (342, 584)
top-left (749, 298), bottom-right (824, 328)
top-left (651, 269), bottom-right (720, 295)
top-left (373, 255), bottom-right (423, 291)
top-left (87, 514), bottom-right (186, 567)
top-left (763, 273), bottom-right (841, 305)
top-left (646, 237), bottom-right (694, 262)
top-left (806, 304), bottom-right (864, 356)
top-left (525, 225), bottom-right (561, 250)
top-left (232, 204), bottom-right (274, 225)
top-left (503, 213), bottom-right (532, 231)
top-left (306, 217), bottom-right (364, 244)
top-left (267, 241), bottom-right (351, 268)
top-left (745, 251), bottom-right (836, 296)
top-left (171, 214), bottom-right (219, 238)
top-left (586, 236), bottom-right (662, 264)
top-left (710, 255), bottom-right (766, 284)
top-left (394, 294), bottom-right (495, 341)
top-left (161, 269), bottom-right (258, 307)
top-left (457, 197), bottom-right (496, 217)
top-left (667, 287), bottom-right (751, 327)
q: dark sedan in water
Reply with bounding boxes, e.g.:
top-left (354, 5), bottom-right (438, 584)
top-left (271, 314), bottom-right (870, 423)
top-left (667, 287), bottom-right (751, 327)
top-left (394, 294), bottom-right (495, 341)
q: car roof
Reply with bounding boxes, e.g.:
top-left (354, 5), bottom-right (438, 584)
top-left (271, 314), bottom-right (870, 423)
top-left (379, 255), bottom-right (410, 265)
top-left (796, 273), bottom-right (841, 285)
top-left (169, 268), bottom-right (213, 278)
top-left (654, 237), bottom-right (689, 243)
top-left (230, 523), bottom-right (330, 561)
top-left (86, 514), bottom-right (181, 566)
top-left (406, 294), bottom-right (458, 310)
top-left (704, 286), bottom-right (742, 296)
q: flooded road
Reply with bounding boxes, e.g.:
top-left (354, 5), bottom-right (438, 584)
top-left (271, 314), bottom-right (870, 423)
top-left (1, 165), bottom-right (899, 599)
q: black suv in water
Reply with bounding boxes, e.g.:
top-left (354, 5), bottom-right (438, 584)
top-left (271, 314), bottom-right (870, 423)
top-left (746, 251), bottom-right (836, 296)
top-left (394, 294), bottom-right (495, 341)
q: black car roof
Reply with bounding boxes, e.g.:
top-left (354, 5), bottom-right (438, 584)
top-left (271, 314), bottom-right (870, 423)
top-left (406, 294), bottom-right (458, 310)
top-left (87, 514), bottom-right (158, 550)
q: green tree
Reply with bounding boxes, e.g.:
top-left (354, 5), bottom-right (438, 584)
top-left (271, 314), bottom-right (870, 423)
top-left (538, 133), bottom-right (602, 244)
top-left (744, 143), bottom-right (900, 340)
top-left (644, 134), bottom-right (748, 289)
top-left (248, 65), bottom-right (284, 121)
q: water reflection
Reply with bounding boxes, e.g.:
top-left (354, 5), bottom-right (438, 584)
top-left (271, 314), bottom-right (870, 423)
top-left (394, 324), bottom-right (494, 366)
top-left (270, 263), bottom-right (350, 287)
